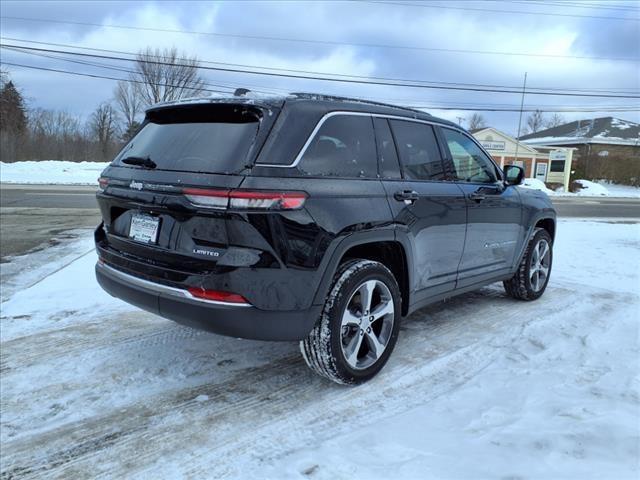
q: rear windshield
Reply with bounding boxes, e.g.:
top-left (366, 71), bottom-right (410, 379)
top-left (113, 104), bottom-right (261, 174)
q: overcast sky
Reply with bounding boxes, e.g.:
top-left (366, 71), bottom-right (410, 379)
top-left (1, 0), bottom-right (638, 135)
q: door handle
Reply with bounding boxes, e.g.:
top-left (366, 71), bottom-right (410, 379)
top-left (468, 192), bottom-right (486, 202)
top-left (394, 190), bottom-right (420, 203)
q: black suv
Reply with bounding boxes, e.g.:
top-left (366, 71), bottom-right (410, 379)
top-left (95, 93), bottom-right (555, 384)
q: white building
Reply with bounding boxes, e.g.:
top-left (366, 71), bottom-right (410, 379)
top-left (472, 127), bottom-right (574, 191)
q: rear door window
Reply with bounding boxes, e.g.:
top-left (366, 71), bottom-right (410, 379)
top-left (113, 105), bottom-right (261, 174)
top-left (389, 120), bottom-right (445, 181)
top-left (298, 114), bottom-right (377, 178)
top-left (373, 117), bottom-right (401, 179)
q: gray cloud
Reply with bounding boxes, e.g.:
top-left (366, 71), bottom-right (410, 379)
top-left (1, 0), bottom-right (638, 132)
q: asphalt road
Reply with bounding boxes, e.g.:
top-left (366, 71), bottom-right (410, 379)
top-left (1, 184), bottom-right (639, 218)
top-left (1, 185), bottom-right (101, 259)
top-left (0, 184), bottom-right (99, 209)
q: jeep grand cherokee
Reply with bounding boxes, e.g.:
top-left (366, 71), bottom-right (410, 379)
top-left (95, 93), bottom-right (556, 384)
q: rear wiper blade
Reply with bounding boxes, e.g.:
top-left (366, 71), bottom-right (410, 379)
top-left (121, 156), bottom-right (157, 169)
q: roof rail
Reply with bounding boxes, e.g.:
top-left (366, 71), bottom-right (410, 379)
top-left (288, 92), bottom-right (431, 116)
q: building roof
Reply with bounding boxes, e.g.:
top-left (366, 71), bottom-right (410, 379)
top-left (471, 127), bottom-right (540, 155)
top-left (520, 117), bottom-right (640, 146)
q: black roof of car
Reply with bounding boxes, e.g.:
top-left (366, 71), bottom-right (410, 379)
top-left (146, 92), bottom-right (459, 129)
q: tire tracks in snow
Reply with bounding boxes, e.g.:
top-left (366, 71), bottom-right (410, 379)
top-left (0, 315), bottom-right (202, 373)
top-left (1, 284), bottom-right (632, 479)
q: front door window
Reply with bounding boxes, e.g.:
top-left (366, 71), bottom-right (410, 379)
top-left (442, 128), bottom-right (498, 183)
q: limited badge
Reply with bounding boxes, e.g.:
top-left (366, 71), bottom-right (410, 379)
top-left (192, 248), bottom-right (221, 257)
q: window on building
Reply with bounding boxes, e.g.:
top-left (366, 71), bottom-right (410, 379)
top-left (550, 160), bottom-right (565, 172)
top-left (299, 115), bottom-right (377, 178)
top-left (442, 128), bottom-right (498, 183)
top-left (389, 120), bottom-right (445, 181)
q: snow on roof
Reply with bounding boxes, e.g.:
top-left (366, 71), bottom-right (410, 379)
top-left (520, 117), bottom-right (640, 146)
top-left (146, 93), bottom-right (290, 112)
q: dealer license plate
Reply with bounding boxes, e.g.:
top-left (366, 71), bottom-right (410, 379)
top-left (129, 213), bottom-right (160, 244)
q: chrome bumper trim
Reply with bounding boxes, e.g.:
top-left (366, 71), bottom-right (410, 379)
top-left (97, 262), bottom-right (252, 307)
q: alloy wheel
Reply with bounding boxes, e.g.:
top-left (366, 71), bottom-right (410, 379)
top-left (340, 279), bottom-right (395, 370)
top-left (530, 239), bottom-right (551, 292)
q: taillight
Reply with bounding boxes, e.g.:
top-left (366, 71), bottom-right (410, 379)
top-left (229, 191), bottom-right (307, 210)
top-left (183, 188), bottom-right (229, 209)
top-left (187, 287), bottom-right (250, 305)
top-left (98, 177), bottom-right (109, 191)
top-left (183, 188), bottom-right (307, 210)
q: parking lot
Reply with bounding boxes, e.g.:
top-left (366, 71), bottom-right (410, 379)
top-left (1, 201), bottom-right (638, 478)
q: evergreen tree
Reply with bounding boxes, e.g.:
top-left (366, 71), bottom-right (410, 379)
top-left (0, 80), bottom-right (27, 136)
top-left (121, 120), bottom-right (141, 143)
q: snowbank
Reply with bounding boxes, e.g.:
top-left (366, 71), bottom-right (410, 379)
top-left (0, 160), bottom-right (108, 185)
top-left (521, 178), bottom-right (555, 194)
top-left (572, 179), bottom-right (610, 196)
top-left (520, 178), bottom-right (639, 198)
top-left (596, 181), bottom-right (640, 198)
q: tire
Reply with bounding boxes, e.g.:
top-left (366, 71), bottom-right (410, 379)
top-left (504, 228), bottom-right (553, 301)
top-left (300, 259), bottom-right (402, 385)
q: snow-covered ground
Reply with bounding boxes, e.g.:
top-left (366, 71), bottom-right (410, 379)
top-left (522, 178), bottom-right (640, 198)
top-left (1, 223), bottom-right (639, 478)
top-left (522, 178), bottom-right (555, 194)
top-left (0, 161), bottom-right (108, 185)
top-left (597, 181), bottom-right (640, 199)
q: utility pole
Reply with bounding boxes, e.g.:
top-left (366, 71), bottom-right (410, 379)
top-left (513, 72), bottom-right (527, 165)
top-left (456, 116), bottom-right (464, 126)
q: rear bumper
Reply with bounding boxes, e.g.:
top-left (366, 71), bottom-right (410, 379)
top-left (96, 262), bottom-right (321, 341)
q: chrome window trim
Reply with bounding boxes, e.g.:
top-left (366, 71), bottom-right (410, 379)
top-left (98, 262), bottom-right (252, 307)
top-left (257, 111), bottom-right (448, 168)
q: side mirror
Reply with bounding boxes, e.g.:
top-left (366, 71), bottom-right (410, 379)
top-left (504, 165), bottom-right (525, 186)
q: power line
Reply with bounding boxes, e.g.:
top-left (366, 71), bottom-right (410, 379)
top-left (2, 43), bottom-right (639, 99)
top-left (4, 37), bottom-right (638, 94)
top-left (1, 15), bottom-right (637, 62)
top-left (0, 61), bottom-right (234, 96)
top-left (363, 0), bottom-right (639, 21)
top-left (2, 45), bottom-right (287, 96)
top-left (508, 0), bottom-right (640, 13)
top-left (7, 45), bottom-right (633, 110)
top-left (2, 60), bottom-right (638, 113)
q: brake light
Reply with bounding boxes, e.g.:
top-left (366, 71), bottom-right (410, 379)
top-left (183, 188), bottom-right (307, 210)
top-left (183, 188), bottom-right (229, 209)
top-left (187, 287), bottom-right (250, 305)
top-left (229, 191), bottom-right (307, 210)
top-left (98, 177), bottom-right (109, 191)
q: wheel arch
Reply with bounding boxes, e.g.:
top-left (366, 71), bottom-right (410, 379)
top-left (535, 216), bottom-right (556, 242)
top-left (513, 213), bottom-right (556, 271)
top-left (312, 230), bottom-right (412, 316)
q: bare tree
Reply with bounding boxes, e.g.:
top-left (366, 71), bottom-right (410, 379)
top-left (90, 102), bottom-right (119, 160)
top-left (25, 108), bottom-right (89, 161)
top-left (545, 113), bottom-right (565, 129)
top-left (131, 47), bottom-right (205, 107)
top-left (467, 113), bottom-right (487, 130)
top-left (114, 80), bottom-right (142, 140)
top-left (525, 110), bottom-right (545, 134)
